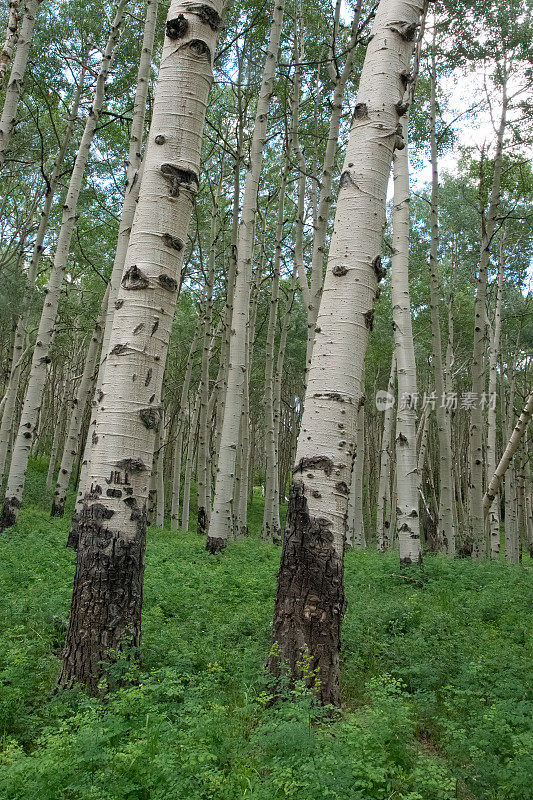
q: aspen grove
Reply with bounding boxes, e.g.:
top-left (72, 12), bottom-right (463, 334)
top-left (0, 0), bottom-right (532, 795)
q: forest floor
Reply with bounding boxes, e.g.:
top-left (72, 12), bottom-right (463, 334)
top-left (0, 461), bottom-right (531, 800)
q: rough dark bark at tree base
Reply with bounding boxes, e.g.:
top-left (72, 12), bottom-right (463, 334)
top-left (267, 482), bottom-right (346, 706)
top-left (67, 514), bottom-right (80, 549)
top-left (206, 535), bottom-right (226, 554)
top-left (0, 497), bottom-right (20, 531)
top-left (58, 498), bottom-right (146, 694)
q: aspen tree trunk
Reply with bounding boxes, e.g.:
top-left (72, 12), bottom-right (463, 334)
top-left (483, 389), bottom-right (533, 517)
top-left (469, 83), bottom-right (507, 557)
top-left (262, 161), bottom-right (287, 541)
top-left (428, 54), bottom-right (455, 553)
top-left (376, 353), bottom-right (396, 551)
top-left (59, 0), bottom-right (226, 692)
top-left (487, 257), bottom-right (503, 556)
top-left (0, 0), bottom-right (39, 169)
top-left (170, 324), bottom-right (201, 529)
top-left (391, 113), bottom-right (421, 563)
top-left (0, 77), bottom-right (84, 480)
top-left (76, 0), bottom-right (159, 513)
top-left (197, 192), bottom-right (218, 536)
top-left (46, 389), bottom-right (68, 489)
top-left (268, 0), bottom-right (426, 706)
top-left (155, 409), bottom-right (165, 527)
top-left (0, 0), bottom-right (19, 91)
top-left (346, 401), bottom-right (365, 548)
top-left (0, 6), bottom-right (126, 532)
top-left (301, 2), bottom-right (362, 375)
top-left (51, 288), bottom-right (108, 517)
top-left (181, 395), bottom-right (200, 533)
top-left (207, 0), bottom-right (285, 552)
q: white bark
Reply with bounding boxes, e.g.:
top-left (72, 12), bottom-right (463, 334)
top-left (469, 79), bottom-right (507, 556)
top-left (487, 255), bottom-right (503, 556)
top-left (0, 0), bottom-right (40, 169)
top-left (181, 394), bottom-right (200, 532)
top-left (51, 287), bottom-right (108, 517)
top-left (377, 353), bottom-right (396, 551)
top-left (0, 6), bottom-right (126, 530)
top-left (0, 0), bottom-right (19, 91)
top-left (292, 0), bottom-right (426, 557)
top-left (208, 0), bottom-right (286, 550)
top-left (391, 114), bottom-right (421, 564)
top-left (347, 401), bottom-right (365, 548)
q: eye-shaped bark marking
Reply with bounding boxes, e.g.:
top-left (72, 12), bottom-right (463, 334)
top-left (166, 14), bottom-right (188, 39)
top-left (339, 170), bottom-right (356, 190)
top-left (115, 298), bottom-right (124, 309)
top-left (332, 265), bottom-right (348, 276)
top-left (190, 4), bottom-right (221, 30)
top-left (335, 481), bottom-right (349, 495)
top-left (133, 323), bottom-right (145, 335)
top-left (294, 455), bottom-right (334, 477)
top-left (158, 274), bottom-right (178, 292)
top-left (154, 134), bottom-right (165, 145)
top-left (162, 232), bottom-right (183, 251)
top-left (160, 163), bottom-right (199, 197)
top-left (389, 20), bottom-right (418, 41)
top-left (139, 406), bottom-right (161, 430)
top-left (364, 309), bottom-right (374, 331)
top-left (151, 319), bottom-right (159, 336)
top-left (395, 99), bottom-right (409, 116)
top-left (111, 343), bottom-right (128, 355)
top-left (145, 368), bottom-right (152, 386)
top-left (352, 102), bottom-right (368, 121)
top-left (187, 38), bottom-right (211, 60)
top-left (122, 264), bottom-right (149, 290)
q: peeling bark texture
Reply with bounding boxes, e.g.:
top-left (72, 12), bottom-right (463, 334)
top-left (0, 0), bottom-right (19, 91)
top-left (60, 0), bottom-right (225, 691)
top-left (269, 0), bottom-right (426, 705)
top-left (469, 78), bottom-right (507, 557)
top-left (0, 0), bottom-right (40, 169)
top-left (0, 5), bottom-right (126, 532)
top-left (268, 483), bottom-right (345, 706)
top-left (208, 0), bottom-right (286, 549)
top-left (391, 113), bottom-right (421, 565)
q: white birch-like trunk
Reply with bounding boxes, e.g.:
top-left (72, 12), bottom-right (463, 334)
top-left (346, 401), bottom-right (365, 548)
top-left (0, 0), bottom-right (19, 91)
top-left (377, 353), bottom-right (396, 551)
top-left (181, 394), bottom-right (200, 533)
top-left (207, 0), bottom-right (286, 551)
top-left (469, 81), bottom-right (507, 557)
top-left (0, 0), bottom-right (40, 169)
top-left (487, 256), bottom-right (503, 556)
top-left (60, 0), bottom-right (226, 691)
top-left (428, 56), bottom-right (456, 553)
top-left (51, 287), bottom-right (108, 517)
top-left (391, 114), bottom-right (421, 564)
top-left (0, 6), bottom-right (126, 531)
top-left (155, 408), bottom-right (165, 527)
top-left (262, 160), bottom-right (287, 541)
top-left (269, 0), bottom-right (426, 707)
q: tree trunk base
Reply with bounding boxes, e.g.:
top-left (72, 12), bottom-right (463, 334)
top-left (0, 497), bottom-right (19, 531)
top-left (197, 506), bottom-right (207, 536)
top-left (58, 498), bottom-right (145, 694)
top-left (205, 535), bottom-right (226, 554)
top-left (267, 482), bottom-right (345, 706)
top-left (51, 498), bottom-right (66, 517)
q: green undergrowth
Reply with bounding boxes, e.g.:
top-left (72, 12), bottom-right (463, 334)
top-left (0, 462), bottom-right (531, 799)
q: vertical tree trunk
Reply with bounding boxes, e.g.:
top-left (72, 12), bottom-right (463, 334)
top-left (155, 408), bottom-right (165, 527)
top-left (207, 0), bottom-right (286, 551)
top-left (346, 401), bottom-right (366, 548)
top-left (487, 256), bottom-right (503, 556)
top-left (469, 80), bottom-right (507, 557)
top-left (376, 353), bottom-right (396, 551)
top-left (262, 159), bottom-right (287, 541)
top-left (181, 394), bottom-right (200, 533)
top-left (268, 0), bottom-right (426, 706)
top-left (0, 0), bottom-right (19, 91)
top-left (59, 0), bottom-right (226, 692)
top-left (391, 113), bottom-right (421, 564)
top-left (0, 75), bottom-right (84, 479)
top-left (0, 0), bottom-right (40, 169)
top-left (0, 5), bottom-right (127, 531)
top-left (428, 52), bottom-right (456, 553)
top-left (51, 288), bottom-right (108, 517)
top-left (76, 0), bottom-right (159, 511)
